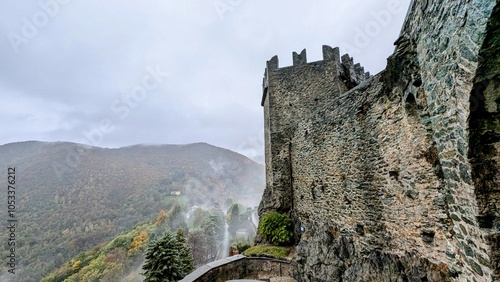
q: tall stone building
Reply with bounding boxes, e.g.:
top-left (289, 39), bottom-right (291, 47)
top-left (258, 0), bottom-right (499, 281)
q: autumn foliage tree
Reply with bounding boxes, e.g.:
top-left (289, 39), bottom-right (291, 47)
top-left (128, 230), bottom-right (149, 255)
top-left (154, 210), bottom-right (168, 226)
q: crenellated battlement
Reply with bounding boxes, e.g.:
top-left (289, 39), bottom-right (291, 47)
top-left (292, 49), bottom-right (307, 65)
top-left (263, 45), bottom-right (370, 98)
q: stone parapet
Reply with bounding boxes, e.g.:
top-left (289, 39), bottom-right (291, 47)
top-left (180, 255), bottom-right (293, 282)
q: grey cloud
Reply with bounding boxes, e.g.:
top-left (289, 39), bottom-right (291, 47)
top-left (0, 0), bottom-right (411, 162)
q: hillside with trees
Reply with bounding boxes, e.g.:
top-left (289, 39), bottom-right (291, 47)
top-left (0, 141), bottom-right (264, 282)
top-left (43, 198), bottom-right (245, 281)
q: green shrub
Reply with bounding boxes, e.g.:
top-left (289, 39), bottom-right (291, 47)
top-left (235, 242), bottom-right (251, 254)
top-left (258, 212), bottom-right (293, 246)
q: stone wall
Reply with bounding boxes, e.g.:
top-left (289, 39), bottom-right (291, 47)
top-left (292, 73), bottom-right (459, 280)
top-left (180, 255), bottom-right (293, 282)
top-left (258, 0), bottom-right (499, 281)
top-left (469, 1), bottom-right (500, 277)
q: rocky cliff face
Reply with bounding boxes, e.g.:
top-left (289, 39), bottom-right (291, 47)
top-left (258, 0), bottom-right (499, 281)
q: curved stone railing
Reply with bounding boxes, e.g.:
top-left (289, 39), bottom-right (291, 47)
top-left (180, 255), bottom-right (293, 282)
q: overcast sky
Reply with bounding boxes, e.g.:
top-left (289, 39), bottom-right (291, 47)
top-left (0, 0), bottom-right (411, 162)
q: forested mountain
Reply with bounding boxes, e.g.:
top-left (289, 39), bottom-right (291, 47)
top-left (0, 141), bottom-right (264, 281)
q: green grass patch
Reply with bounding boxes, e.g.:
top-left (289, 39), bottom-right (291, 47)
top-left (243, 245), bottom-right (292, 260)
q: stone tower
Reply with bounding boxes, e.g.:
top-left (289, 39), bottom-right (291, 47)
top-left (259, 46), bottom-right (369, 217)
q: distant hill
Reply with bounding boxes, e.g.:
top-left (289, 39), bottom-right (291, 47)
top-left (0, 141), bottom-right (264, 281)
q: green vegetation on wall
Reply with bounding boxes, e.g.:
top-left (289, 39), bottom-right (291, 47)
top-left (258, 212), bottom-right (294, 246)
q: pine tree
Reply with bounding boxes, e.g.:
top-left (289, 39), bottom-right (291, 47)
top-left (175, 228), bottom-right (195, 275)
top-left (228, 204), bottom-right (240, 236)
top-left (142, 232), bottom-right (184, 282)
top-left (201, 211), bottom-right (225, 260)
top-left (188, 228), bottom-right (208, 265)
